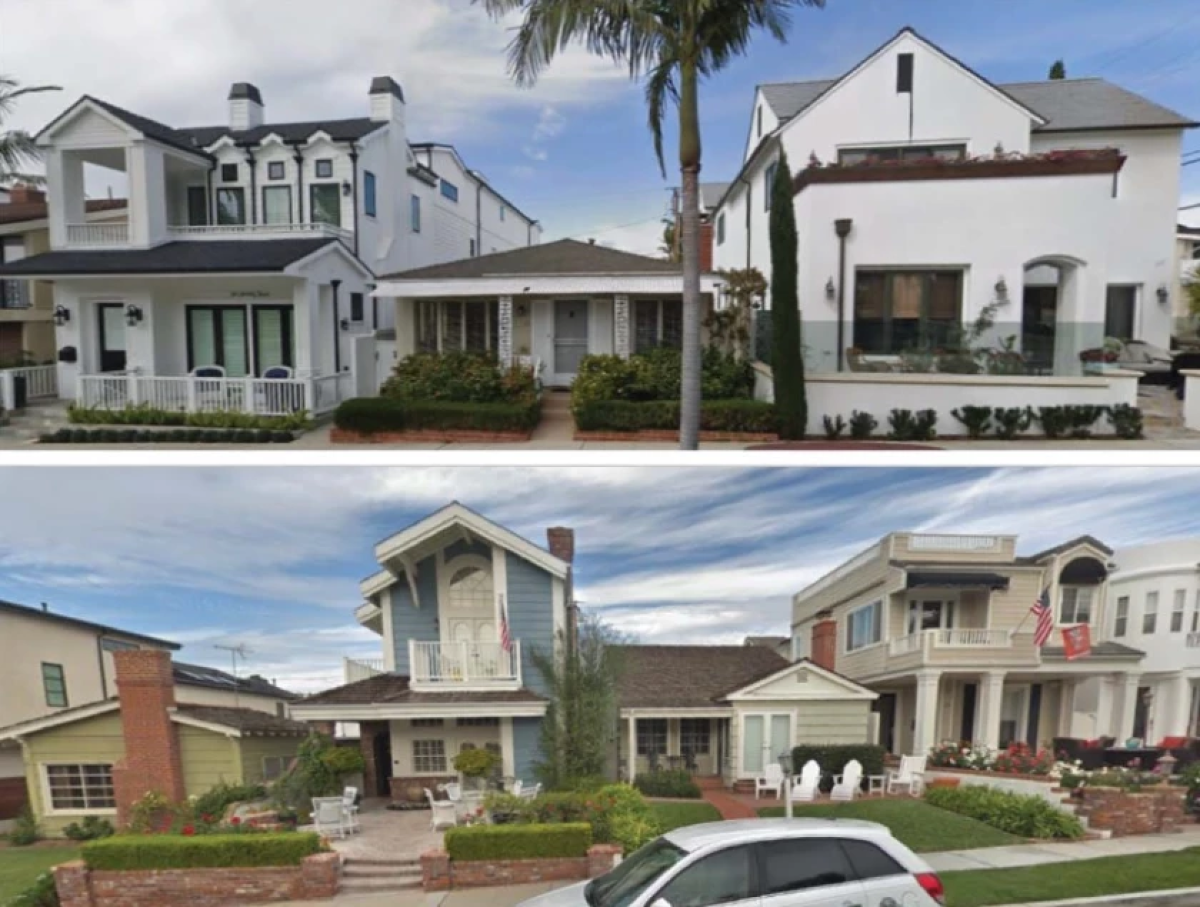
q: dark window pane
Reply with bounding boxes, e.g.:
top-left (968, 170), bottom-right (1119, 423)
top-left (310, 185), bottom-right (341, 227)
top-left (634, 300), bottom-right (659, 354)
top-left (839, 839), bottom-right (905, 880)
top-left (186, 187), bottom-right (209, 226)
top-left (660, 846), bottom-right (752, 907)
top-left (216, 189), bottom-right (246, 226)
top-left (758, 838), bottom-right (854, 894)
top-left (221, 163), bottom-right (239, 183)
top-left (350, 293), bottom-right (364, 323)
top-left (662, 301), bottom-right (683, 349)
top-left (268, 161), bottom-right (285, 181)
top-left (315, 160), bottom-right (333, 179)
top-left (364, 171), bottom-right (377, 218)
top-left (465, 304), bottom-right (488, 351)
top-left (853, 272), bottom-right (887, 353)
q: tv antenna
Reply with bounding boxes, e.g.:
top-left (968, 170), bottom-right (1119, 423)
top-left (213, 643), bottom-right (252, 708)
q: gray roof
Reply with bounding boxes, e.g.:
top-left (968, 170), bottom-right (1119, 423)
top-left (700, 182), bottom-right (731, 211)
top-left (615, 645), bottom-right (791, 709)
top-left (173, 704), bottom-right (310, 736)
top-left (85, 97), bottom-right (211, 159)
top-left (173, 661), bottom-right (297, 701)
top-left (179, 118), bottom-right (382, 149)
top-left (0, 599), bottom-right (180, 650)
top-left (1042, 641), bottom-right (1144, 660)
top-left (743, 635), bottom-right (789, 649)
top-left (381, 238), bottom-right (682, 281)
top-left (760, 76), bottom-right (1196, 133)
top-left (299, 673), bottom-right (545, 706)
top-left (0, 238), bottom-right (335, 277)
top-left (1024, 535), bottom-right (1113, 563)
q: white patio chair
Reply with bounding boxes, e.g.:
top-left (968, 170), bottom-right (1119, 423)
top-left (754, 762), bottom-right (785, 800)
top-left (440, 782), bottom-right (462, 803)
top-left (789, 760), bottom-right (821, 803)
top-left (886, 755), bottom-right (927, 796)
top-left (312, 796), bottom-right (350, 839)
top-left (510, 779), bottom-right (523, 796)
top-left (831, 760), bottom-right (863, 802)
top-left (424, 788), bottom-right (457, 831)
top-left (519, 782), bottom-right (541, 801)
top-left (342, 786), bottom-right (360, 833)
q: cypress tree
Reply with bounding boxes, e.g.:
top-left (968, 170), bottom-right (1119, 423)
top-left (1049, 59), bottom-right (1066, 80)
top-left (770, 151), bottom-right (807, 440)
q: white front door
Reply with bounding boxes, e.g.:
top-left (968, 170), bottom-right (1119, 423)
top-left (550, 299), bottom-right (589, 385)
top-left (742, 713), bottom-right (792, 776)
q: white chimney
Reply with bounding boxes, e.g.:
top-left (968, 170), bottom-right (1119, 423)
top-left (369, 76), bottom-right (406, 124)
top-left (229, 83), bottom-right (265, 131)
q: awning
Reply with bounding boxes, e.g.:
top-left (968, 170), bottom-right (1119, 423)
top-left (906, 571), bottom-right (1010, 590)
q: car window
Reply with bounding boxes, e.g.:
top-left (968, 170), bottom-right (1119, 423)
top-left (591, 839), bottom-right (687, 907)
top-left (756, 838), bottom-right (854, 895)
top-left (838, 839), bottom-right (905, 880)
top-left (658, 846), bottom-right (754, 907)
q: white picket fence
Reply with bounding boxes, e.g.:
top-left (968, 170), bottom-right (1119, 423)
top-left (77, 373), bottom-right (351, 417)
top-left (0, 365), bottom-right (58, 410)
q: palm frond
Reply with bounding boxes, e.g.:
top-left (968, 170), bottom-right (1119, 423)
top-left (645, 59), bottom-right (679, 177)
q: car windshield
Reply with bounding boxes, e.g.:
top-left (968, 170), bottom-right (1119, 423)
top-left (587, 838), bottom-right (687, 907)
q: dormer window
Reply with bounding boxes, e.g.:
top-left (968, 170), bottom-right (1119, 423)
top-left (220, 163), bottom-right (239, 183)
top-left (267, 161), bottom-right (285, 181)
top-left (315, 160), bottom-right (334, 179)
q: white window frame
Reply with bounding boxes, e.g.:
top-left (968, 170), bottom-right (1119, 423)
top-left (41, 763), bottom-right (117, 816)
top-left (412, 739), bottom-right (448, 774)
top-left (845, 600), bottom-right (883, 653)
top-left (1114, 596), bottom-right (1129, 638)
top-left (636, 718), bottom-right (668, 757)
top-left (416, 300), bottom-right (499, 354)
top-left (1058, 586), bottom-right (1094, 625)
top-left (905, 597), bottom-right (957, 635)
top-left (1144, 591), bottom-right (1159, 634)
top-left (1171, 589), bottom-right (1186, 633)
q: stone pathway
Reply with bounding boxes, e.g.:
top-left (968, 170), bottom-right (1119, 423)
top-left (700, 788), bottom-right (760, 820)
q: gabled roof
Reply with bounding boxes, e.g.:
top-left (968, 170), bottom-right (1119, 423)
top-left (614, 645), bottom-right (790, 709)
top-left (0, 599), bottom-right (179, 649)
top-left (380, 239), bottom-right (683, 282)
top-left (0, 700), bottom-right (120, 742)
top-left (178, 118), bottom-right (383, 150)
top-left (42, 97), bottom-right (214, 160)
top-left (721, 658), bottom-right (878, 702)
top-left (295, 672), bottom-right (545, 706)
top-left (1024, 535), bottom-right (1113, 563)
top-left (171, 704), bottom-right (310, 737)
top-left (173, 661), bottom-right (297, 701)
top-left (699, 182), bottom-right (731, 212)
top-left (1042, 640), bottom-right (1144, 660)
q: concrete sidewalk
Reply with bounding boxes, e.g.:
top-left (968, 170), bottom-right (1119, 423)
top-left (281, 880), bottom-right (563, 907)
top-left (925, 826), bottom-right (1200, 872)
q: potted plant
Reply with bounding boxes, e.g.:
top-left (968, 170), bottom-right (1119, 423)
top-left (453, 748), bottom-right (501, 791)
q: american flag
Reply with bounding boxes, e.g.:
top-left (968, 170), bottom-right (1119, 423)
top-left (1031, 588), bottom-right (1054, 647)
top-left (499, 594), bottom-right (512, 654)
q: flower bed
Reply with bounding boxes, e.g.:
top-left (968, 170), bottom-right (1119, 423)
top-left (483, 784), bottom-right (661, 854)
top-left (68, 404), bottom-right (310, 431)
top-left (929, 743), bottom-right (1056, 776)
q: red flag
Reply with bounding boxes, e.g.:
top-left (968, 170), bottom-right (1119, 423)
top-left (499, 594), bottom-right (512, 654)
top-left (1031, 588), bottom-right (1054, 647)
top-left (1062, 624), bottom-right (1092, 660)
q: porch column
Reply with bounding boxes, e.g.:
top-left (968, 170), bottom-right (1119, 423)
top-left (974, 671), bottom-right (1005, 750)
top-left (1094, 675), bottom-right (1116, 737)
top-left (500, 717), bottom-right (516, 779)
top-left (892, 689), bottom-right (906, 755)
top-left (293, 281), bottom-right (321, 378)
top-left (498, 296), bottom-right (514, 367)
top-left (627, 715), bottom-right (636, 783)
top-left (1057, 679), bottom-right (1077, 739)
top-left (912, 670), bottom-right (941, 755)
top-left (1116, 672), bottom-right (1142, 742)
top-left (1168, 675), bottom-right (1193, 739)
top-left (614, 295), bottom-right (631, 359)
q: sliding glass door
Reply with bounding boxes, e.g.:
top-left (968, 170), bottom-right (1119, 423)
top-left (187, 305), bottom-right (293, 377)
top-left (252, 306), bottom-right (294, 372)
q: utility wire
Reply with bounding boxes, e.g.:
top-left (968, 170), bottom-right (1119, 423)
top-left (1091, 9), bottom-right (1200, 74)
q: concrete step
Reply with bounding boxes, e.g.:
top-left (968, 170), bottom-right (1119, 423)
top-left (344, 857), bottom-right (422, 868)
top-left (343, 864), bottom-right (422, 879)
top-left (339, 876), bottom-right (423, 893)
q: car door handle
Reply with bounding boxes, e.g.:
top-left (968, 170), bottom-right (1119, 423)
top-left (879, 899), bottom-right (899, 907)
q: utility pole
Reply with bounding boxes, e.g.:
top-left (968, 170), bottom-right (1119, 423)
top-left (214, 643), bottom-right (251, 709)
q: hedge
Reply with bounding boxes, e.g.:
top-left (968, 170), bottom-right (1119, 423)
top-left (634, 770), bottom-right (702, 799)
top-left (82, 833), bottom-right (323, 870)
top-left (334, 396), bottom-right (541, 434)
top-left (40, 427), bottom-right (296, 444)
top-left (924, 785), bottom-right (1084, 839)
top-left (791, 745), bottom-right (886, 793)
top-left (445, 823), bottom-right (592, 861)
top-left (573, 399), bottom-right (777, 433)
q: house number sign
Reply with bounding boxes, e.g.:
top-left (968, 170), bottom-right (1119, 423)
top-left (230, 290), bottom-right (270, 299)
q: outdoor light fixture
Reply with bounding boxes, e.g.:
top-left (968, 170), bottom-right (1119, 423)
top-left (825, 278), bottom-right (836, 301)
top-left (995, 276), bottom-right (1009, 302)
top-left (124, 304), bottom-right (144, 327)
top-left (1157, 284), bottom-right (1170, 304)
top-left (341, 180), bottom-right (352, 198)
top-left (53, 305), bottom-right (71, 327)
top-left (340, 318), bottom-right (351, 331)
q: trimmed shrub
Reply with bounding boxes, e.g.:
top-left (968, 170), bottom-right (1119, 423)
top-left (822, 415), bottom-right (846, 440)
top-left (334, 397), bottom-right (541, 435)
top-left (68, 404), bottom-right (309, 431)
top-left (994, 407), bottom-right (1032, 440)
top-left (445, 823), bottom-right (592, 861)
top-left (189, 782), bottom-right (267, 824)
top-left (951, 406), bottom-right (992, 439)
top-left (791, 745), bottom-right (886, 793)
top-left (924, 785), bottom-right (1084, 839)
top-left (573, 399), bottom-right (777, 434)
top-left (849, 410), bottom-right (878, 440)
top-left (63, 815), bottom-right (115, 841)
top-left (82, 833), bottom-right (323, 870)
top-left (571, 348), bottom-right (754, 407)
top-left (6, 871), bottom-right (57, 907)
top-left (1108, 404), bottom-right (1144, 440)
top-left (9, 805), bottom-right (40, 846)
top-left (40, 428), bottom-right (295, 445)
top-left (383, 351), bottom-right (537, 403)
top-left (1035, 406), bottom-right (1072, 439)
top-left (633, 770), bottom-right (702, 799)
top-left (887, 408), bottom-right (937, 441)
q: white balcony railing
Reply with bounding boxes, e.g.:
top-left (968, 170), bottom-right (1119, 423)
top-left (344, 656), bottom-right (386, 684)
top-left (907, 534), bottom-right (1002, 552)
top-left (66, 223), bottom-right (130, 248)
top-left (1187, 632), bottom-right (1200, 649)
top-left (410, 640), bottom-right (522, 689)
top-left (888, 633), bottom-right (925, 657)
top-left (933, 629), bottom-right (1013, 648)
top-left (77, 373), bottom-right (348, 417)
top-left (167, 223), bottom-right (354, 244)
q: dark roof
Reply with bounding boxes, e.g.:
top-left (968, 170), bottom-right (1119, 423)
top-left (173, 661), bottom-right (297, 701)
top-left (1024, 535), bottom-right (1114, 563)
top-left (298, 673), bottom-right (545, 706)
top-left (84, 97), bottom-right (211, 159)
top-left (1042, 641), bottom-right (1144, 660)
top-left (174, 704), bottom-right (310, 736)
top-left (744, 635), bottom-right (789, 649)
top-left (382, 238), bottom-right (683, 281)
top-left (178, 118), bottom-right (382, 149)
top-left (0, 238), bottom-right (335, 277)
top-left (906, 571), bottom-right (1010, 590)
top-left (700, 182), bottom-right (731, 211)
top-left (1181, 224), bottom-right (1200, 237)
top-left (0, 198), bottom-right (126, 227)
top-left (614, 645), bottom-right (790, 709)
top-left (370, 77), bottom-right (405, 102)
top-left (228, 83), bottom-right (263, 105)
top-left (0, 599), bottom-right (179, 649)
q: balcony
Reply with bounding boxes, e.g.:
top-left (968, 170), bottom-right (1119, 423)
top-left (344, 656), bottom-right (386, 684)
top-left (77, 372), bottom-right (352, 417)
top-left (62, 221), bottom-right (353, 250)
top-left (66, 223), bottom-right (130, 249)
top-left (409, 640), bottom-right (522, 691)
top-left (886, 628), bottom-right (1037, 669)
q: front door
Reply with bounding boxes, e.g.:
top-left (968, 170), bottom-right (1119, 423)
top-left (1105, 286), bottom-right (1137, 341)
top-left (97, 303), bottom-right (127, 373)
top-left (1022, 286), bottom-right (1057, 375)
top-left (1133, 685), bottom-right (1151, 741)
top-left (372, 730), bottom-right (392, 798)
top-left (553, 299), bottom-right (589, 383)
top-left (742, 713), bottom-right (792, 776)
top-left (960, 684), bottom-right (978, 743)
top-left (1000, 687), bottom-right (1028, 748)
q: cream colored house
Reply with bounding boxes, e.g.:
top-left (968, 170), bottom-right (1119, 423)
top-left (791, 533), bottom-right (1147, 757)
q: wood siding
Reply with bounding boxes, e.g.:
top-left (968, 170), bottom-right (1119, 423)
top-left (23, 712), bottom-right (124, 836)
top-left (178, 725), bottom-right (241, 796)
top-left (238, 737), bottom-right (303, 786)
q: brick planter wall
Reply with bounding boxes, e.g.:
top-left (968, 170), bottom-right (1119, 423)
top-left (54, 853), bottom-right (341, 907)
top-left (1074, 786), bottom-right (1187, 837)
top-left (421, 844), bottom-right (622, 891)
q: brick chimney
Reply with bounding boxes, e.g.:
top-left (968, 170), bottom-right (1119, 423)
top-left (811, 609), bottom-right (838, 672)
top-left (7, 185), bottom-right (45, 205)
top-left (698, 221), bottom-right (714, 272)
top-left (547, 527), bottom-right (575, 563)
top-left (111, 649), bottom-right (186, 826)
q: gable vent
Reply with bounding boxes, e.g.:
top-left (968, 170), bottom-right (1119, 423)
top-left (795, 673), bottom-right (809, 683)
top-left (897, 53), bottom-right (914, 93)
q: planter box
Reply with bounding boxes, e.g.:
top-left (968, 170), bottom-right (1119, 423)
top-left (1074, 786), bottom-right (1187, 837)
top-left (574, 430), bottom-right (778, 443)
top-left (331, 428), bottom-right (533, 444)
top-left (926, 778), bottom-right (961, 789)
top-left (421, 845), bottom-right (622, 891)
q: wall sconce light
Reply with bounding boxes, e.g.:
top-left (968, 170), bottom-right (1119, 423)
top-left (53, 305), bottom-right (71, 327)
top-left (340, 318), bottom-right (351, 331)
top-left (825, 278), bottom-right (836, 301)
top-left (124, 304), bottom-right (144, 327)
top-left (1157, 284), bottom-right (1170, 304)
top-left (516, 303), bottom-right (528, 318)
top-left (995, 276), bottom-right (1009, 302)
top-left (341, 180), bottom-right (353, 198)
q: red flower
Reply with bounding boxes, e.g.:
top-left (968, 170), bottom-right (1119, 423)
top-left (182, 826), bottom-right (195, 836)
top-left (230, 817), bottom-right (242, 826)
top-left (201, 814), bottom-right (214, 823)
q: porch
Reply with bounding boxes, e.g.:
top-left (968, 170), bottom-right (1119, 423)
top-left (618, 713), bottom-right (732, 785)
top-left (75, 371), bottom-right (351, 417)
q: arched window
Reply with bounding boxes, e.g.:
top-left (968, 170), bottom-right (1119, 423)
top-left (446, 558), bottom-right (493, 613)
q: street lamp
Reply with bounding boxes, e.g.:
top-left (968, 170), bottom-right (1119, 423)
top-left (778, 750), bottom-right (794, 819)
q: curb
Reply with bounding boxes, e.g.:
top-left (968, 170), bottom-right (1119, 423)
top-left (996, 886), bottom-right (1200, 906)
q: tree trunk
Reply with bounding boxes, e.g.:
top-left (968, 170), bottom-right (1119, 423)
top-left (678, 59), bottom-right (703, 451)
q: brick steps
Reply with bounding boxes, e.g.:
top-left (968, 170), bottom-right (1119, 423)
top-left (693, 776), bottom-right (724, 791)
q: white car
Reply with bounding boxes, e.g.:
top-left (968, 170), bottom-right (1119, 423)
top-left (518, 819), bottom-right (945, 907)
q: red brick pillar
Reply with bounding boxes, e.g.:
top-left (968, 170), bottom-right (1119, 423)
top-left (421, 849), bottom-right (451, 891)
top-left (299, 852), bottom-right (342, 898)
top-left (111, 649), bottom-right (186, 826)
top-left (587, 844), bottom-right (623, 877)
top-left (698, 222), bottom-right (714, 272)
top-left (547, 527), bottom-right (575, 563)
top-left (53, 861), bottom-right (91, 907)
top-left (811, 610), bottom-right (838, 672)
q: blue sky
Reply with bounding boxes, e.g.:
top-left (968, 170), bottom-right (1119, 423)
top-left (4, 0), bottom-right (1199, 255)
top-left (3, 466), bottom-right (1200, 693)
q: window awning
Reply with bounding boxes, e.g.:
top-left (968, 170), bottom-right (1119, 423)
top-left (905, 571), bottom-right (1010, 590)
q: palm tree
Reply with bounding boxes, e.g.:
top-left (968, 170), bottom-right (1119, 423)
top-left (0, 76), bottom-right (61, 186)
top-left (472, 0), bottom-right (825, 449)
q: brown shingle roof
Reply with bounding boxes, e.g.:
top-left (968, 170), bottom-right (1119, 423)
top-left (380, 238), bottom-right (683, 281)
top-left (0, 198), bottom-right (126, 226)
top-left (1023, 535), bottom-right (1113, 563)
top-left (615, 645), bottom-right (790, 709)
top-left (173, 704), bottom-right (311, 736)
top-left (298, 673), bottom-right (545, 706)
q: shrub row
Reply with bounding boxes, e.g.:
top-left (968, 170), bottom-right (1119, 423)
top-left (334, 396), bottom-right (541, 434)
top-left (924, 785), bottom-right (1084, 839)
top-left (484, 784), bottom-right (660, 853)
top-left (633, 770), bottom-right (702, 799)
top-left (571, 348), bottom-right (754, 406)
top-left (573, 399), bottom-right (777, 434)
top-left (68, 404), bottom-right (309, 431)
top-left (82, 832), bottom-right (323, 870)
top-left (445, 822), bottom-right (592, 862)
top-left (821, 404), bottom-right (1143, 441)
top-left (383, 352), bottom-right (538, 403)
top-left (791, 745), bottom-right (887, 792)
top-left (40, 428), bottom-right (296, 445)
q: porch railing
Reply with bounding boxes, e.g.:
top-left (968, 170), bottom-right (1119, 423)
top-left (167, 223), bottom-right (354, 245)
top-left (77, 373), bottom-right (346, 417)
top-left (410, 640), bottom-right (522, 688)
top-left (0, 365), bottom-right (58, 409)
top-left (343, 656), bottom-right (386, 684)
top-left (66, 223), bottom-right (130, 247)
top-left (888, 633), bottom-right (925, 657)
top-left (933, 629), bottom-right (1012, 648)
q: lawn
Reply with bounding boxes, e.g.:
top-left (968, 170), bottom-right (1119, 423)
top-left (0, 846), bottom-right (80, 902)
top-left (650, 801), bottom-right (723, 832)
top-left (757, 800), bottom-right (1021, 853)
top-left (942, 848), bottom-right (1200, 907)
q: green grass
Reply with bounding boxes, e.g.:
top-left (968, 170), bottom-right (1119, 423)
top-left (757, 800), bottom-right (1021, 853)
top-left (942, 848), bottom-right (1200, 907)
top-left (0, 846), bottom-right (80, 902)
top-left (650, 801), bottom-right (723, 832)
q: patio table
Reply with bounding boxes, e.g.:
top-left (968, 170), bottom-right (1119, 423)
top-left (866, 774), bottom-right (887, 796)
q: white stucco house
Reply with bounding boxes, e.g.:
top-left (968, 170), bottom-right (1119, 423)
top-left (0, 79), bottom-right (539, 416)
top-left (713, 27), bottom-right (1197, 377)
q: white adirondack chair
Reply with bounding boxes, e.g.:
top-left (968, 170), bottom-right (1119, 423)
top-left (886, 755), bottom-right (927, 795)
top-left (519, 782), bottom-right (541, 801)
top-left (510, 779), bottom-right (523, 797)
top-left (830, 760), bottom-right (863, 802)
top-left (312, 797), bottom-right (350, 839)
top-left (789, 760), bottom-right (821, 803)
top-left (424, 788), bottom-right (458, 831)
top-left (755, 763), bottom-right (785, 799)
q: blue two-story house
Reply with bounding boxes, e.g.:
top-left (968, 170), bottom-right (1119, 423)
top-left (291, 503), bottom-right (571, 801)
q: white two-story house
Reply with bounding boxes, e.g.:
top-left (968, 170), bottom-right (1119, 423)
top-left (714, 27), bottom-right (1197, 375)
top-left (0, 79), bottom-right (539, 416)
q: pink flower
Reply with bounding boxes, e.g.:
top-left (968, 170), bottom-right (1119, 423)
top-left (230, 817), bottom-right (242, 826)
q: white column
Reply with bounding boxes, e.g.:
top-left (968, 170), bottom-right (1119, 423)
top-left (974, 671), bottom-right (1006, 750)
top-left (614, 295), bottom-right (631, 359)
top-left (912, 671), bottom-right (942, 755)
top-left (498, 296), bottom-right (514, 366)
top-left (292, 282), bottom-right (321, 378)
top-left (1117, 673), bottom-right (1142, 742)
top-left (627, 715), bottom-right (636, 783)
top-left (1094, 675), bottom-right (1116, 738)
top-left (891, 690), bottom-right (906, 756)
top-left (500, 717), bottom-right (515, 779)
top-left (1168, 675), bottom-right (1193, 739)
top-left (1057, 679), bottom-right (1076, 739)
